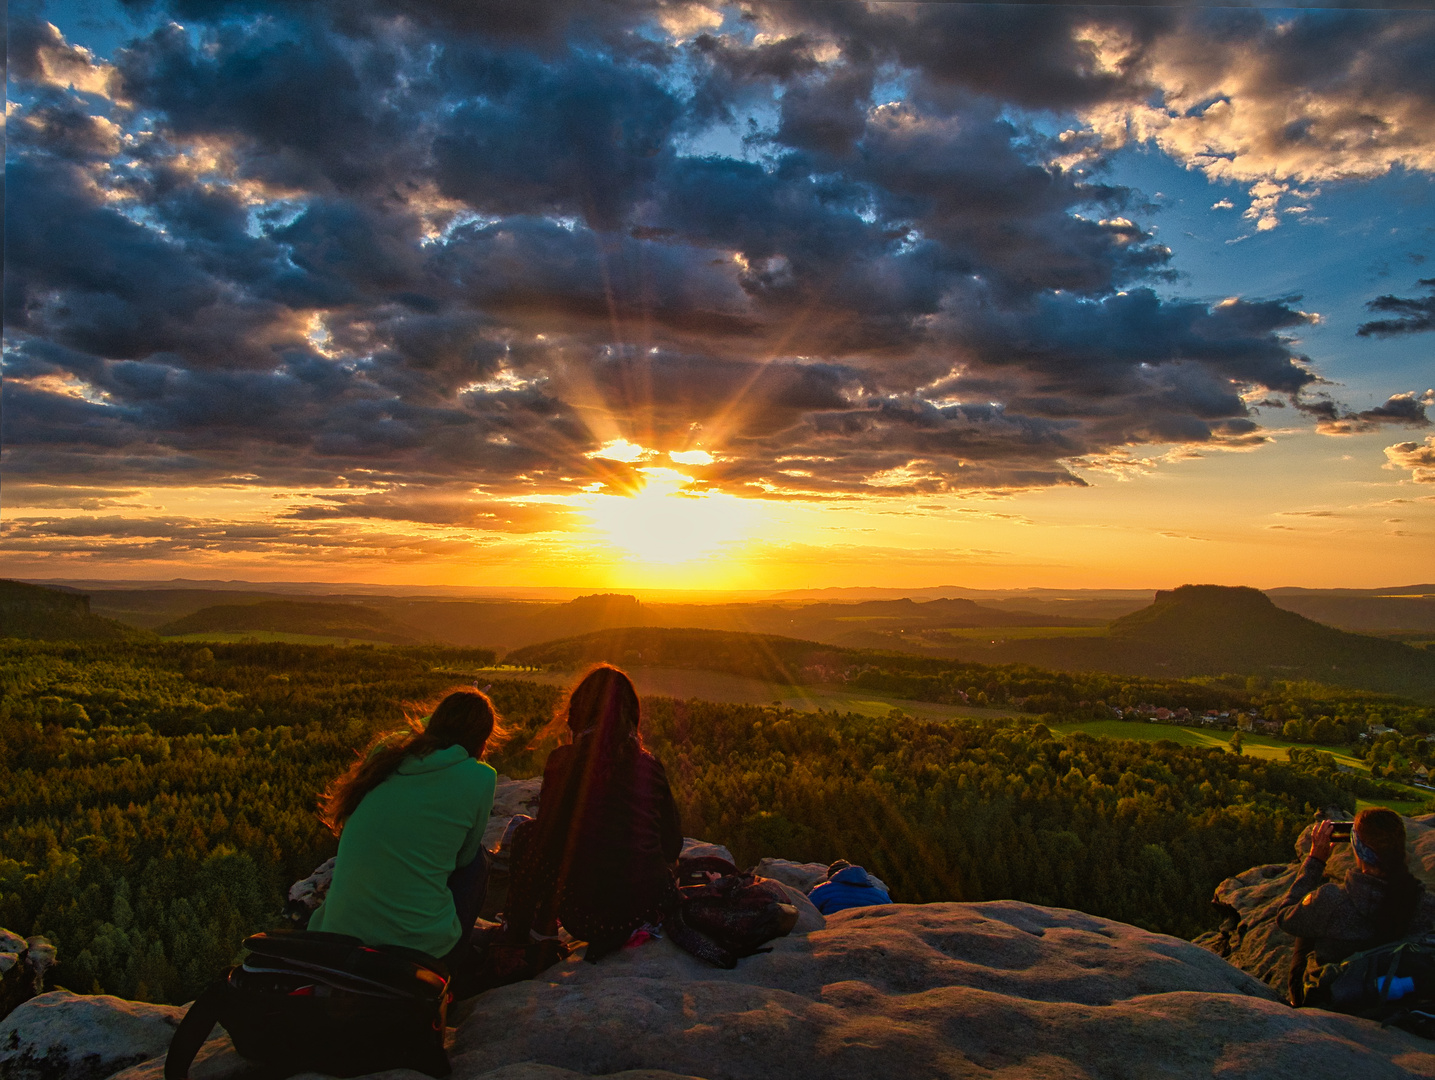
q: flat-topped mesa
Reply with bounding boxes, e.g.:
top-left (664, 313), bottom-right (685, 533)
top-left (1150, 584), bottom-right (1274, 609)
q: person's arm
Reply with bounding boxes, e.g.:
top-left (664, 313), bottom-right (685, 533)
top-left (1275, 820), bottom-right (1336, 938)
top-left (808, 882), bottom-right (836, 915)
top-left (455, 761), bottom-right (497, 868)
top-left (649, 757), bottom-right (684, 863)
top-left (535, 746), bottom-right (571, 819)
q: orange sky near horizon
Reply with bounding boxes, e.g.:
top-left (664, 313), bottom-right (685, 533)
top-left (4, 427), bottom-right (1430, 593)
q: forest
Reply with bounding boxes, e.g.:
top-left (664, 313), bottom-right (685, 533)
top-left (0, 638), bottom-right (1419, 1004)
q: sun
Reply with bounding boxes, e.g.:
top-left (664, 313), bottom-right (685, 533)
top-left (581, 468), bottom-right (758, 567)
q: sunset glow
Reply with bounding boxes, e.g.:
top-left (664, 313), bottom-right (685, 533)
top-left (2, 2), bottom-right (1432, 591)
top-left (580, 470), bottom-right (761, 570)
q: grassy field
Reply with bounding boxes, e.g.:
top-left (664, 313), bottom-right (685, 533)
top-left (1048, 718), bottom-right (1361, 766)
top-left (166, 631), bottom-right (395, 647)
top-left (1359, 796), bottom-right (1433, 816)
top-left (460, 665), bottom-right (1020, 722)
top-left (1049, 717), bottom-right (1433, 811)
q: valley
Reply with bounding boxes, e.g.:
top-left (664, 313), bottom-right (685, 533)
top-left (4, 576), bottom-right (1435, 1005)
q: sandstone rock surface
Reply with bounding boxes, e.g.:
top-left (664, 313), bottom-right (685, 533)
top-left (1, 932), bottom-right (56, 1022)
top-left (482, 778), bottom-right (542, 851)
top-left (754, 858), bottom-right (890, 897)
top-left (440, 900), bottom-right (1435, 1080)
top-left (1196, 812), bottom-right (1435, 992)
top-left (0, 992), bottom-right (183, 1080)
top-left (19, 903), bottom-right (1435, 1080)
top-left (677, 840), bottom-right (734, 864)
top-left (25, 785), bottom-right (1435, 1080)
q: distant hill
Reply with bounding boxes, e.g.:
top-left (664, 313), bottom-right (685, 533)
top-left (505, 627), bottom-right (850, 684)
top-left (73, 583), bottom-right (1102, 653)
top-left (0, 579), bottom-right (151, 642)
top-left (84, 588), bottom-right (301, 629)
top-left (966, 585), bottom-right (1435, 699)
top-left (1266, 593), bottom-right (1435, 633)
top-left (156, 601), bottom-right (432, 645)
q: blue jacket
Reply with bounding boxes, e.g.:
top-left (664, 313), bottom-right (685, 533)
top-left (808, 866), bottom-right (891, 915)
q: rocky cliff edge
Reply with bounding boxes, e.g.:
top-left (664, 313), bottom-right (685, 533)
top-left (7, 784), bottom-right (1435, 1080)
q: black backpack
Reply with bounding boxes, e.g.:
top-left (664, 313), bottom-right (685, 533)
top-left (165, 931), bottom-right (452, 1080)
top-left (667, 856), bottom-right (799, 969)
top-left (1306, 935), bottom-right (1435, 1036)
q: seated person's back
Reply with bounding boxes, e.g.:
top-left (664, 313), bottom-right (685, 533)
top-left (308, 689), bottom-right (500, 966)
top-left (809, 860), bottom-right (891, 915)
top-left (505, 665), bottom-right (682, 959)
top-left (539, 735), bottom-right (680, 892)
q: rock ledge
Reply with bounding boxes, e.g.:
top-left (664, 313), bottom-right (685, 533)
top-left (8, 902), bottom-right (1435, 1080)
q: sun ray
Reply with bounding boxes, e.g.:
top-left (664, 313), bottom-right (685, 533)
top-left (579, 467), bottom-right (759, 570)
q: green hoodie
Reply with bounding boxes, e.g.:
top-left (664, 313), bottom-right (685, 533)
top-left (308, 745), bottom-right (496, 958)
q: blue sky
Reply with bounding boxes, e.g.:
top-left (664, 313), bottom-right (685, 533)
top-left (3, 1), bottom-right (1432, 588)
top-left (1108, 148), bottom-right (1433, 403)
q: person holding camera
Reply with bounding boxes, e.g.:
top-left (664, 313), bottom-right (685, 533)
top-left (1277, 807), bottom-right (1435, 1005)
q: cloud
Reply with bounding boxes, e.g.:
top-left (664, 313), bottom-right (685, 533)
top-left (0, 511), bottom-right (514, 564)
top-left (1358, 279), bottom-right (1435, 337)
top-left (1385, 435), bottom-right (1435, 483)
top-left (1, 484), bottom-right (146, 510)
top-left (8, 18), bottom-right (120, 97)
top-left (2, 2), bottom-right (1430, 540)
top-left (280, 492), bottom-right (576, 532)
top-left (1084, 9), bottom-right (1435, 227)
top-left (1307, 390), bottom-right (1434, 435)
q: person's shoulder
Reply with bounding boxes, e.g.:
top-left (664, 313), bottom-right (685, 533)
top-left (1301, 882), bottom-right (1349, 913)
top-left (545, 743), bottom-right (576, 772)
top-left (455, 756), bottom-right (497, 790)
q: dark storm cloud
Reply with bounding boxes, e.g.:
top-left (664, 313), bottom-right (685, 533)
top-left (1358, 280), bottom-right (1435, 338)
top-left (431, 50), bottom-right (682, 231)
top-left (116, 17), bottom-right (424, 196)
top-left (748, 1), bottom-right (1173, 111)
top-left (4, 1), bottom-right (1428, 526)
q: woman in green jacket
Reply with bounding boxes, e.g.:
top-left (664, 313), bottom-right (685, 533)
top-left (309, 688), bottom-right (502, 973)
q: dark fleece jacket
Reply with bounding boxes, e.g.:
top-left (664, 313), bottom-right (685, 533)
top-left (1276, 854), bottom-right (1435, 965)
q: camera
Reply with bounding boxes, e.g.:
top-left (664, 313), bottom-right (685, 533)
top-left (1328, 821), bottom-right (1353, 842)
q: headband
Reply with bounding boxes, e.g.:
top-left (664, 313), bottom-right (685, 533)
top-left (1353, 830), bottom-right (1382, 869)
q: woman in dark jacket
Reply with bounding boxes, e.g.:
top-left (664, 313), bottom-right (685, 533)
top-left (1278, 806), bottom-right (1435, 1004)
top-left (504, 665), bottom-right (683, 960)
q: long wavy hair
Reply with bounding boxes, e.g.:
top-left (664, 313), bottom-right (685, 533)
top-left (531, 665), bottom-right (644, 862)
top-left (1356, 807), bottom-right (1423, 942)
top-left (566, 664), bottom-right (643, 759)
top-left (319, 687), bottom-right (504, 835)
top-left (531, 663), bottom-right (644, 759)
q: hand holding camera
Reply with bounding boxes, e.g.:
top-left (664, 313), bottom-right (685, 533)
top-left (1309, 814), bottom-right (1354, 862)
